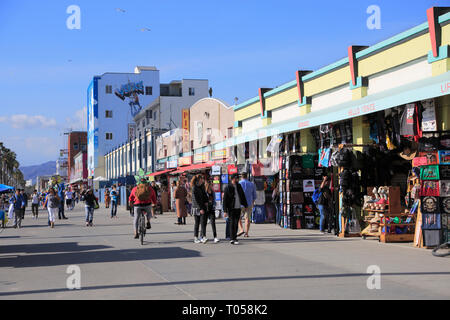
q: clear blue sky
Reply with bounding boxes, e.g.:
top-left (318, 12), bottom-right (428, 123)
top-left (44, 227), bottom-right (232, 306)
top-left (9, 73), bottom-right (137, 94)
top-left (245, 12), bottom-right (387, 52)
top-left (0, 0), bottom-right (446, 167)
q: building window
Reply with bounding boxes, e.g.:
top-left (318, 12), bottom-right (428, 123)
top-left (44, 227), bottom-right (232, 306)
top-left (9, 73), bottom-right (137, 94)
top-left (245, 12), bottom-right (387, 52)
top-left (189, 87), bottom-right (195, 96)
top-left (227, 127), bottom-right (233, 139)
top-left (106, 85), bottom-right (112, 94)
top-left (73, 143), bottom-right (79, 150)
top-left (146, 110), bottom-right (153, 119)
top-left (106, 133), bottom-right (113, 140)
top-left (145, 86), bottom-right (153, 95)
top-left (105, 110), bottom-right (113, 118)
top-left (81, 144), bottom-right (87, 151)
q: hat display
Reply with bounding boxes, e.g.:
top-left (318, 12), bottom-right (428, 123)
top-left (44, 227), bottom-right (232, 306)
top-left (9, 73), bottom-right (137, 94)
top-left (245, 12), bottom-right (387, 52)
top-left (399, 141), bottom-right (418, 161)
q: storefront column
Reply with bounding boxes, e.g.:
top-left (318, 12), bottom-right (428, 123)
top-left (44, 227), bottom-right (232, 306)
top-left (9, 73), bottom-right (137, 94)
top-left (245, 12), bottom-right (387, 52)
top-left (299, 97), bottom-right (312, 116)
top-left (352, 116), bottom-right (371, 152)
top-left (300, 129), bottom-right (316, 153)
top-left (350, 77), bottom-right (368, 100)
top-left (436, 94), bottom-right (450, 131)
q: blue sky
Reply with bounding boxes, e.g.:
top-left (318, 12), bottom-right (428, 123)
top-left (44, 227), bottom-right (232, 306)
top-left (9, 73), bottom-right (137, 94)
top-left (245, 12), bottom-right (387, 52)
top-left (0, 0), bottom-right (446, 166)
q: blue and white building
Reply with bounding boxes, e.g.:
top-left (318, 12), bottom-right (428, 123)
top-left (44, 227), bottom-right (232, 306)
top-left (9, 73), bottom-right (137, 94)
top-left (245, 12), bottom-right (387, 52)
top-left (87, 66), bottom-right (160, 180)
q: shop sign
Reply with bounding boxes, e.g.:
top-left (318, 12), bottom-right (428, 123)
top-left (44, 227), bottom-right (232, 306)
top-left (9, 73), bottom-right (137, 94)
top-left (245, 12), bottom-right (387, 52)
top-left (228, 165), bottom-right (238, 175)
top-left (211, 165), bottom-right (221, 176)
top-left (221, 174), bottom-right (229, 184)
top-left (212, 149), bottom-right (227, 160)
top-left (215, 192), bottom-right (222, 201)
top-left (182, 109), bottom-right (190, 153)
top-left (155, 162), bottom-right (166, 171)
top-left (194, 153), bottom-right (210, 163)
top-left (167, 159), bottom-right (178, 169)
top-left (303, 179), bottom-right (315, 192)
top-left (178, 156), bottom-right (192, 166)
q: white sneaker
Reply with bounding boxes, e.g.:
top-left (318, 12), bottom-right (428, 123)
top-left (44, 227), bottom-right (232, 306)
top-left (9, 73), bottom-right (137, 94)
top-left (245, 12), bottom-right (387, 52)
top-left (214, 238), bottom-right (220, 243)
top-left (194, 238), bottom-right (201, 244)
top-left (201, 237), bottom-right (208, 244)
top-left (233, 241), bottom-right (239, 245)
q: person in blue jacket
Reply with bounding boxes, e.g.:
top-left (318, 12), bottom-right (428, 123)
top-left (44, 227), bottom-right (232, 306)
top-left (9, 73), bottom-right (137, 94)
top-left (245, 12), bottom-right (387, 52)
top-left (57, 183), bottom-right (68, 220)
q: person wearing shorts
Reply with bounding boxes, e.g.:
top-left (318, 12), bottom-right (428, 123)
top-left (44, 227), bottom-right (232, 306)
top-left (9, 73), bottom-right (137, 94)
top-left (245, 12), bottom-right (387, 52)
top-left (239, 173), bottom-right (256, 238)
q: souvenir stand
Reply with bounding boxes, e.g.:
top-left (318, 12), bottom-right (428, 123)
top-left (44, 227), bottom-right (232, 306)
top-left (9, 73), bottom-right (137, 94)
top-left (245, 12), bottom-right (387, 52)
top-left (251, 159), bottom-right (277, 224)
top-left (412, 143), bottom-right (450, 248)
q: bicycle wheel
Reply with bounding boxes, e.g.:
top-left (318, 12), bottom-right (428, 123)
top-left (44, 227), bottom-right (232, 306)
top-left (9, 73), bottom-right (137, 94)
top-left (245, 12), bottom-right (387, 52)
top-left (139, 215), bottom-right (146, 245)
top-left (432, 243), bottom-right (450, 257)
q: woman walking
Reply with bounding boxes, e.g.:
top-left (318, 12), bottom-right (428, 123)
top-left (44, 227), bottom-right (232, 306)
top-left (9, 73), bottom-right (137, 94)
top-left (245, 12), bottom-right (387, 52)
top-left (81, 188), bottom-right (97, 227)
top-left (204, 180), bottom-right (219, 243)
top-left (191, 175), bottom-right (208, 244)
top-left (44, 188), bottom-right (59, 228)
top-left (104, 188), bottom-right (111, 209)
top-left (175, 179), bottom-right (188, 225)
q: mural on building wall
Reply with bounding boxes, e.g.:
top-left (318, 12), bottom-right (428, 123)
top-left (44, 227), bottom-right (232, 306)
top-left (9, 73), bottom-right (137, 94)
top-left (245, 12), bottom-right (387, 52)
top-left (114, 81), bottom-right (145, 117)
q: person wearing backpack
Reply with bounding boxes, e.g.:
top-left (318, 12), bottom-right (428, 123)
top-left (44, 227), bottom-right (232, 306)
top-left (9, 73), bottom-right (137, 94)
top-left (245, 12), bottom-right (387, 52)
top-left (44, 188), bottom-right (60, 228)
top-left (81, 188), bottom-right (98, 227)
top-left (316, 175), bottom-right (332, 234)
top-left (129, 178), bottom-right (157, 239)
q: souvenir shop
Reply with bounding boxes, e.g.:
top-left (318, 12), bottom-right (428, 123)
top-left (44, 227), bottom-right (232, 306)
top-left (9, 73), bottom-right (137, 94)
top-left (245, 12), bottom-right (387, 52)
top-left (271, 97), bottom-right (449, 248)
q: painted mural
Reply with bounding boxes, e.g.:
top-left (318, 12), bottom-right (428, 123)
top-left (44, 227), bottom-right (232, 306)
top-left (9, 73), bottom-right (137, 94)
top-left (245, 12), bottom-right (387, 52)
top-left (114, 81), bottom-right (145, 117)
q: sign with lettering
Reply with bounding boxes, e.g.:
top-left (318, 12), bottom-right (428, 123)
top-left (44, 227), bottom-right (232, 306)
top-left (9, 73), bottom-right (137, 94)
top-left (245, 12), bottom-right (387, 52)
top-left (178, 156), bottom-right (192, 166)
top-left (182, 109), bottom-right (190, 153)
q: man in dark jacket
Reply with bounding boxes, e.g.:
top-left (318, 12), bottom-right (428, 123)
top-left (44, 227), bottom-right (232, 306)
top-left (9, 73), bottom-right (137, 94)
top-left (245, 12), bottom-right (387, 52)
top-left (223, 174), bottom-right (248, 245)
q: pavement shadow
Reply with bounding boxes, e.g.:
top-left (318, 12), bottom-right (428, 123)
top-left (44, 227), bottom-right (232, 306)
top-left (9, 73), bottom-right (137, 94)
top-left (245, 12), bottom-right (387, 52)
top-left (0, 242), bottom-right (112, 255)
top-left (0, 247), bottom-right (201, 268)
top-left (1, 271), bottom-right (450, 297)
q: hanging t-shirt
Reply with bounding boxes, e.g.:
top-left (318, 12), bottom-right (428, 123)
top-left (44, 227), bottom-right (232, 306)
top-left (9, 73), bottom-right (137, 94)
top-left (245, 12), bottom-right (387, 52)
top-left (400, 103), bottom-right (416, 136)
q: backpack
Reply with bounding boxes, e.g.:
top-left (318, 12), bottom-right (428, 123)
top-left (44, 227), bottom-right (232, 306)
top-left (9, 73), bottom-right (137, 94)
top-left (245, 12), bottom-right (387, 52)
top-left (312, 189), bottom-right (322, 205)
top-left (135, 184), bottom-right (151, 202)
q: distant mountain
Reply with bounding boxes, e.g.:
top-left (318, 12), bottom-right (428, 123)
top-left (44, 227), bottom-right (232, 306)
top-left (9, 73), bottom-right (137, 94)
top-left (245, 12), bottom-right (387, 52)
top-left (20, 161), bottom-right (56, 185)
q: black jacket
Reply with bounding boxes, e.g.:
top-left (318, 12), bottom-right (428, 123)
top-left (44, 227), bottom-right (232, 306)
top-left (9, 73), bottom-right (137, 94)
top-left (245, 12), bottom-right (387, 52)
top-left (192, 185), bottom-right (209, 212)
top-left (223, 183), bottom-right (248, 214)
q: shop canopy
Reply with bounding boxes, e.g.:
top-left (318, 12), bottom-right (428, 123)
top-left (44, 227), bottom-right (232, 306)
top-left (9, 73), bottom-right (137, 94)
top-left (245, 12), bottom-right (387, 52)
top-left (170, 160), bottom-right (226, 175)
top-left (0, 184), bottom-right (14, 193)
top-left (147, 169), bottom-right (174, 177)
top-left (212, 71), bottom-right (450, 150)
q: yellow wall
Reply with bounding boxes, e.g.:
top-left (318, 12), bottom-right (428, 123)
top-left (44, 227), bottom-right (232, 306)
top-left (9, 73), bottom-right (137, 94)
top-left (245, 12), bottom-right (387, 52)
top-left (266, 87), bottom-right (298, 111)
top-left (304, 66), bottom-right (351, 97)
top-left (234, 101), bottom-right (260, 121)
top-left (359, 34), bottom-right (431, 76)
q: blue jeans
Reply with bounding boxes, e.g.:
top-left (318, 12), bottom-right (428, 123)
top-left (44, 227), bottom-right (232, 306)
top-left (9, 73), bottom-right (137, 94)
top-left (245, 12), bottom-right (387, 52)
top-left (85, 206), bottom-right (94, 223)
top-left (275, 204), bottom-right (282, 226)
top-left (318, 204), bottom-right (329, 232)
top-left (111, 200), bottom-right (118, 217)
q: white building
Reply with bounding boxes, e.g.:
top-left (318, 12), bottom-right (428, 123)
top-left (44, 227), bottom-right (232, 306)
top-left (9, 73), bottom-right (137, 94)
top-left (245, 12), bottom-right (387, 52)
top-left (133, 79), bottom-right (209, 137)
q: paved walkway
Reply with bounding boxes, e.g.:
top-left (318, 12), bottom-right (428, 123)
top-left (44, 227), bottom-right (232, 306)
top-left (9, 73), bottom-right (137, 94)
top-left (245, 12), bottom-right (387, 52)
top-left (0, 204), bottom-right (449, 300)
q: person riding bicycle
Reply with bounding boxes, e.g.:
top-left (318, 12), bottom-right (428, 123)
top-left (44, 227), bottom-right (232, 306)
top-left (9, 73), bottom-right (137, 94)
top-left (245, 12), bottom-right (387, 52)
top-left (129, 178), bottom-right (157, 239)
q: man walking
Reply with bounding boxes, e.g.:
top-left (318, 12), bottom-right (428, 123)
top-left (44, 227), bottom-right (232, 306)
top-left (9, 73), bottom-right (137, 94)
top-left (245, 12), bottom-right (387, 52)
top-left (318, 175), bottom-right (332, 234)
top-left (31, 190), bottom-right (40, 219)
top-left (110, 185), bottom-right (119, 218)
top-left (239, 173), bottom-right (257, 238)
top-left (21, 190), bottom-right (28, 219)
top-left (10, 189), bottom-right (25, 228)
top-left (57, 184), bottom-right (68, 220)
top-left (223, 174), bottom-right (248, 245)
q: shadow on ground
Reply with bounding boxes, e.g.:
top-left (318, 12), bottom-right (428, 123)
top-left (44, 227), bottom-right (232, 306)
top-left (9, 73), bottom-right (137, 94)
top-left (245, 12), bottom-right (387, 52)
top-left (0, 271), bottom-right (449, 297)
top-left (0, 246), bottom-right (201, 268)
top-left (0, 242), bottom-right (112, 255)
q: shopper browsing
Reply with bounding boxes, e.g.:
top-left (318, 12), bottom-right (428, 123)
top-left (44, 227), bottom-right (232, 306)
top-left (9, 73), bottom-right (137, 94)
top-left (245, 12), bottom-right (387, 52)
top-left (191, 175), bottom-right (209, 244)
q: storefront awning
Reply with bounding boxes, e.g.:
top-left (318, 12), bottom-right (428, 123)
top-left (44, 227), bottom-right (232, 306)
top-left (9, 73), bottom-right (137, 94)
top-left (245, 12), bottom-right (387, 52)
top-left (170, 160), bottom-right (225, 175)
top-left (147, 169), bottom-right (174, 177)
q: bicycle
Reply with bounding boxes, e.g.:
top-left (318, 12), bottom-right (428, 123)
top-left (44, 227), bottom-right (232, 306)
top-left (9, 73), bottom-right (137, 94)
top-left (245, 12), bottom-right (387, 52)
top-left (432, 242), bottom-right (450, 257)
top-left (139, 210), bottom-right (147, 245)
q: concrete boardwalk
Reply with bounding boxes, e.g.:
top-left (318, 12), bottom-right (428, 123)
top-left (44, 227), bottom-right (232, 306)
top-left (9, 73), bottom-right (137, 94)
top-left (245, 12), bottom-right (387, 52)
top-left (0, 204), bottom-right (449, 300)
